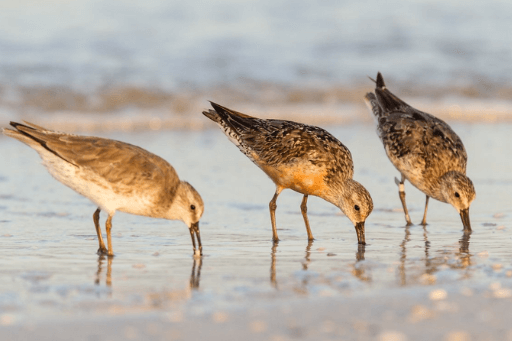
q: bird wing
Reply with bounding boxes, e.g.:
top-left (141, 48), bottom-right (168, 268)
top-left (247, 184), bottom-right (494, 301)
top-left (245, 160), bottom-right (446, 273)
top-left (368, 73), bottom-right (468, 176)
top-left (11, 122), bottom-right (180, 190)
top-left (203, 102), bottom-right (354, 179)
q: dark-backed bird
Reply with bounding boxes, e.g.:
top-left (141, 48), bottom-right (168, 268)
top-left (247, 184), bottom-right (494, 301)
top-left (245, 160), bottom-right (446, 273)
top-left (364, 72), bottom-right (475, 230)
top-left (203, 102), bottom-right (373, 244)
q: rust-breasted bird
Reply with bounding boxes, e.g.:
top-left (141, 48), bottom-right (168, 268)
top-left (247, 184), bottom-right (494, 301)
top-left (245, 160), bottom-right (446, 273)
top-left (203, 102), bottom-right (373, 244)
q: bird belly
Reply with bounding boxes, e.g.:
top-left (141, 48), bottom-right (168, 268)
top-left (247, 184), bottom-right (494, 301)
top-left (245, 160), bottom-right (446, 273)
top-left (39, 152), bottom-right (157, 216)
top-left (261, 162), bottom-right (328, 197)
top-left (387, 152), bottom-right (444, 201)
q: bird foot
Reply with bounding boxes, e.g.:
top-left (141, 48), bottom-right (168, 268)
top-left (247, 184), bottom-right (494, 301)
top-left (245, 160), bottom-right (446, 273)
top-left (97, 247), bottom-right (109, 256)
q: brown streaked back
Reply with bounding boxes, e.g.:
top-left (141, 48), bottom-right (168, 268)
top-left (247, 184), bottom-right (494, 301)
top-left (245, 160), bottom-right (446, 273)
top-left (203, 102), bottom-right (355, 185)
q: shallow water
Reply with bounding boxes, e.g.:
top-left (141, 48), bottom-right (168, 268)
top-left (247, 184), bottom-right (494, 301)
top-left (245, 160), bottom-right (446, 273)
top-left (1, 122), bottom-right (511, 339)
top-left (2, 0), bottom-right (512, 126)
top-left (2, 0), bottom-right (512, 90)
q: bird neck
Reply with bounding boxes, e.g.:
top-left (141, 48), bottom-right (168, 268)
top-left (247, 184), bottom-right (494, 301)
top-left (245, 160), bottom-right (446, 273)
top-left (165, 182), bottom-right (189, 221)
top-left (436, 170), bottom-right (465, 203)
top-left (323, 179), bottom-right (356, 208)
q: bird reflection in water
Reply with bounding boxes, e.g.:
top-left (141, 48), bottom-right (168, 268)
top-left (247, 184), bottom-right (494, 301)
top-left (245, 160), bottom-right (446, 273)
top-left (352, 244), bottom-right (370, 282)
top-left (270, 241), bottom-right (279, 289)
top-left (270, 240), bottom-right (315, 293)
top-left (94, 256), bottom-right (203, 293)
top-left (356, 243), bottom-right (365, 262)
top-left (270, 241), bottom-right (370, 291)
top-left (399, 225), bottom-right (412, 286)
top-left (95, 255), bottom-right (112, 289)
top-left (298, 240), bottom-right (315, 294)
top-left (458, 231), bottom-right (472, 276)
top-left (302, 240), bottom-right (314, 271)
top-left (190, 257), bottom-right (202, 290)
top-left (398, 225), bottom-right (472, 286)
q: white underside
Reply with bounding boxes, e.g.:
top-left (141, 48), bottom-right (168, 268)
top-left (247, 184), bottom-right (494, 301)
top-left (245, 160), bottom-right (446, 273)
top-left (35, 147), bottom-right (156, 217)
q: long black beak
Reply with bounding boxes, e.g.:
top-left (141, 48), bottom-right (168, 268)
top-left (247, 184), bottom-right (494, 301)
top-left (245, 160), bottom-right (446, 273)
top-left (189, 221), bottom-right (203, 256)
top-left (459, 208), bottom-right (471, 232)
top-left (354, 222), bottom-right (366, 245)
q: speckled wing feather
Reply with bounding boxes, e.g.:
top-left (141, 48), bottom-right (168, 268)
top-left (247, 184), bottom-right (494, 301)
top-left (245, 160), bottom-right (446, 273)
top-left (11, 122), bottom-right (180, 192)
top-left (203, 102), bottom-right (354, 182)
top-left (366, 73), bottom-right (467, 191)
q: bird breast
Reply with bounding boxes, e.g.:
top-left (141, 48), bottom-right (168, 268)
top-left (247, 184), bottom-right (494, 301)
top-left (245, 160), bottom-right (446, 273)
top-left (260, 160), bottom-right (329, 197)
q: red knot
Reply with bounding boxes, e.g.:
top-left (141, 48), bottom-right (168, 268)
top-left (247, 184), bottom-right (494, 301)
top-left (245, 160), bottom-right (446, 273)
top-left (365, 72), bottom-right (475, 230)
top-left (203, 102), bottom-right (373, 244)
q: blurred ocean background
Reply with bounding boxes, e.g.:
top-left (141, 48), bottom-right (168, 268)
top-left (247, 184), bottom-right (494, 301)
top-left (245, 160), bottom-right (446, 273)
top-left (1, 0), bottom-right (512, 129)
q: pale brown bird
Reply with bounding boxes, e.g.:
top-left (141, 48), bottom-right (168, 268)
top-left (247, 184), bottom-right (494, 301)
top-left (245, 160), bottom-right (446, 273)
top-left (3, 122), bottom-right (204, 256)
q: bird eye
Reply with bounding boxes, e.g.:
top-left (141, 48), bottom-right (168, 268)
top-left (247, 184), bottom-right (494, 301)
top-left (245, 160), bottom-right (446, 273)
top-left (454, 192), bottom-right (460, 198)
top-left (354, 205), bottom-right (360, 211)
top-left (191, 205), bottom-right (196, 210)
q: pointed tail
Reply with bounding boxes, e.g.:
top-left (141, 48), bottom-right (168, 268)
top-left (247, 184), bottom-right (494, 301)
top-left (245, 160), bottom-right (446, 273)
top-left (3, 121), bottom-right (69, 162)
top-left (372, 72), bottom-right (411, 112)
top-left (202, 101), bottom-right (255, 134)
top-left (3, 121), bottom-right (46, 147)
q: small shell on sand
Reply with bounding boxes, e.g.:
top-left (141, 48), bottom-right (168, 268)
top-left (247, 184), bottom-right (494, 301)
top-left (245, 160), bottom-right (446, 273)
top-left (444, 331), bottom-right (471, 341)
top-left (408, 305), bottom-right (434, 323)
top-left (492, 264), bottom-right (503, 271)
top-left (377, 330), bottom-right (408, 341)
top-left (493, 288), bottom-right (512, 299)
top-left (420, 273), bottom-right (437, 285)
top-left (477, 251), bottom-right (489, 257)
top-left (212, 312), bottom-right (229, 323)
top-left (429, 289), bottom-right (447, 301)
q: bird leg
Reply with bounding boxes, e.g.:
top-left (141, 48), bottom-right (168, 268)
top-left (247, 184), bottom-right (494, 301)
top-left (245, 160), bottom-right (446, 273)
top-left (269, 188), bottom-right (283, 242)
top-left (194, 224), bottom-right (203, 256)
top-left (300, 195), bottom-right (314, 240)
top-left (189, 228), bottom-right (197, 252)
top-left (105, 215), bottom-right (114, 257)
top-left (395, 174), bottom-right (412, 226)
top-left (421, 196), bottom-right (430, 225)
top-left (93, 208), bottom-right (108, 255)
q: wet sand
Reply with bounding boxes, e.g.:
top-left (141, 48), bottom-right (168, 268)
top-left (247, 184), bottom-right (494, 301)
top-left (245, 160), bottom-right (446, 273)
top-left (1, 122), bottom-right (511, 340)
